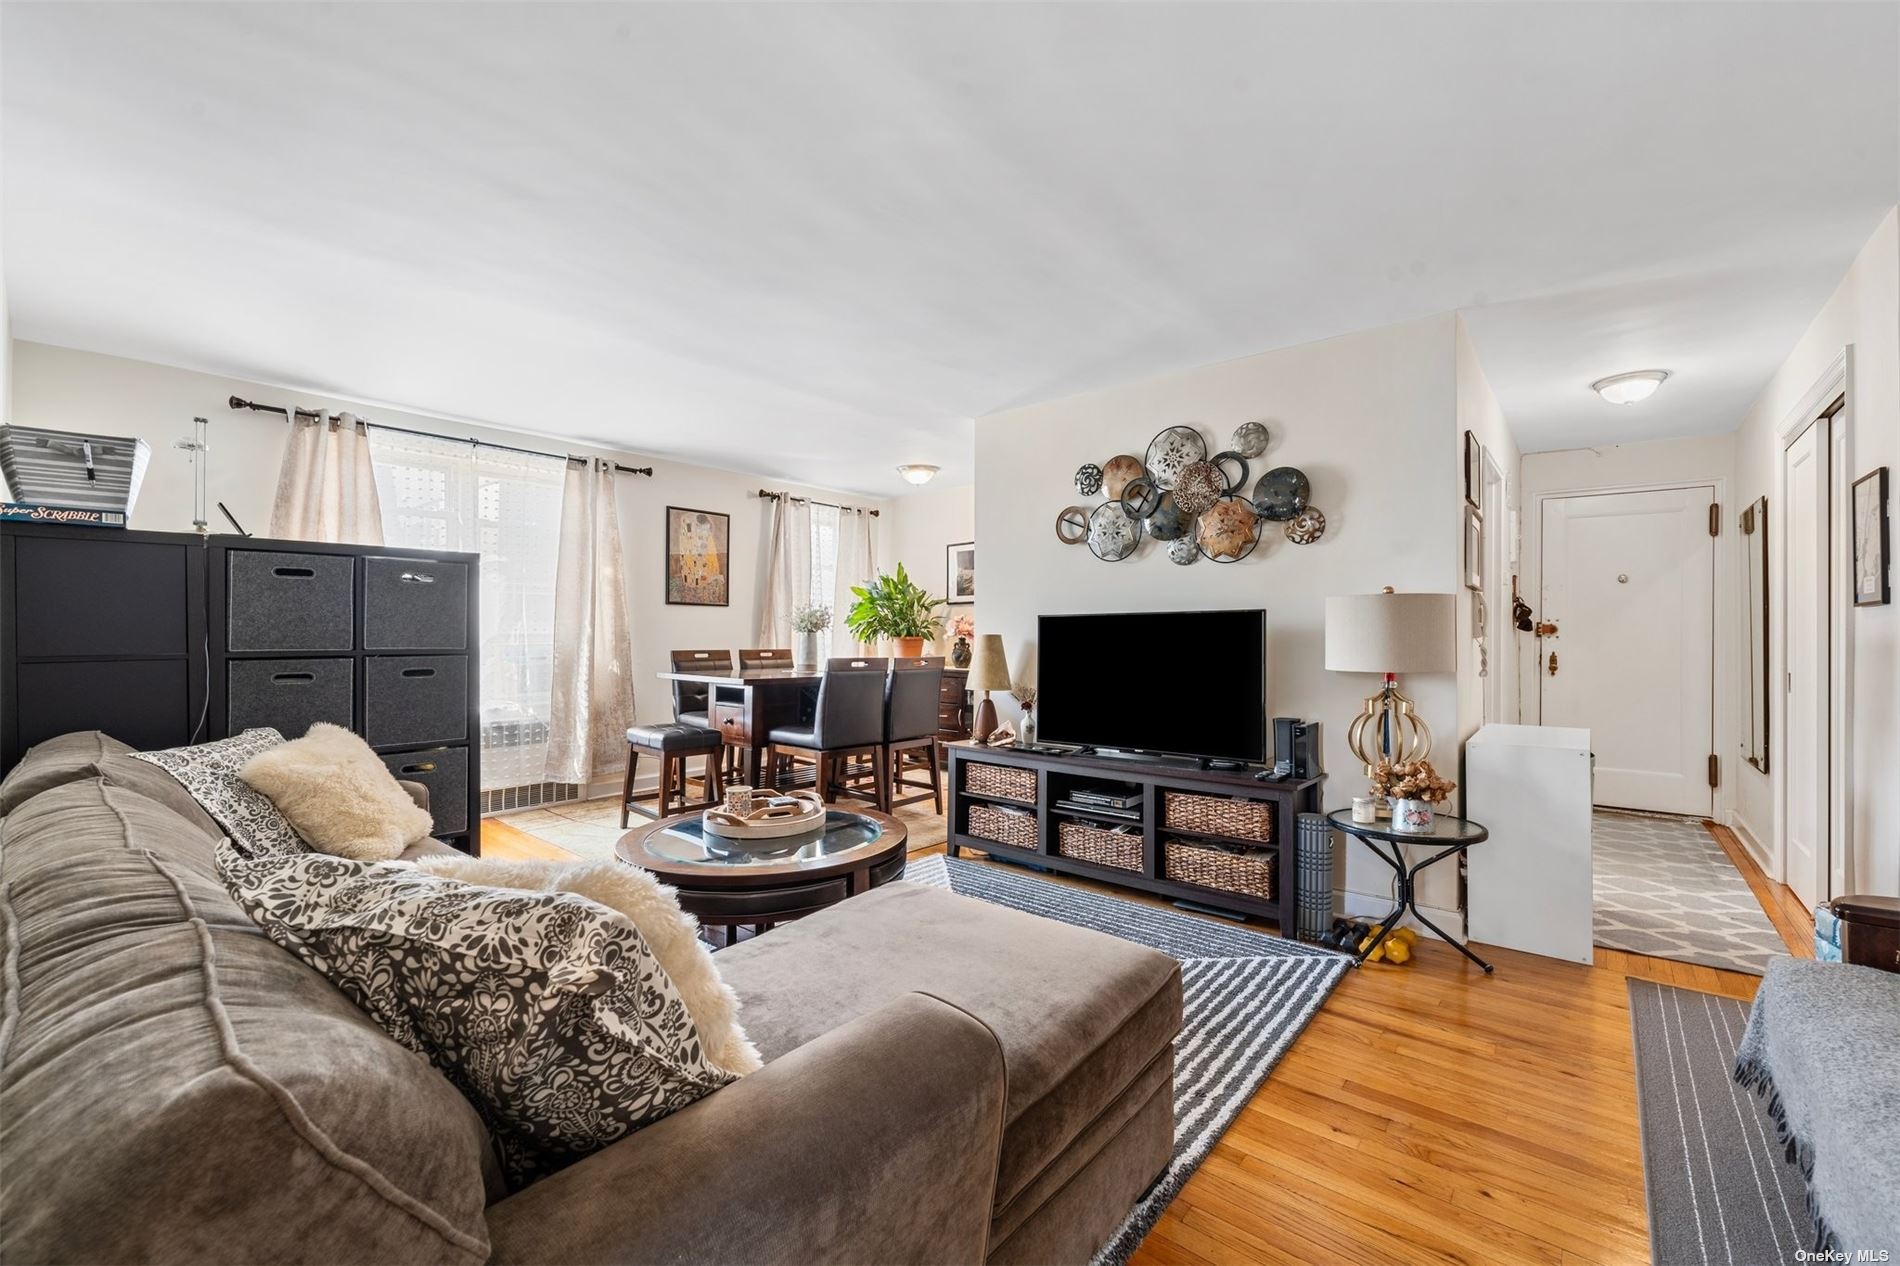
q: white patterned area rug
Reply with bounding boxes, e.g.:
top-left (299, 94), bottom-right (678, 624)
top-left (905, 854), bottom-right (1349, 1265)
top-left (1593, 811), bottom-right (1789, 976)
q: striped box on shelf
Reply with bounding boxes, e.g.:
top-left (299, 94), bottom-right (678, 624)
top-left (1162, 790), bottom-right (1273, 843)
top-left (1163, 838), bottom-right (1275, 901)
top-left (965, 761), bottom-right (1037, 803)
top-left (1057, 820), bottom-right (1142, 872)
top-left (966, 802), bottom-right (1037, 851)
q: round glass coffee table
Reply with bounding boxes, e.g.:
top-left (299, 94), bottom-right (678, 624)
top-left (615, 805), bottom-right (908, 942)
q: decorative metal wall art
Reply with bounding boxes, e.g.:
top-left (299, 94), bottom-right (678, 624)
top-left (1054, 421), bottom-right (1328, 566)
top-left (1101, 454), bottom-right (1145, 501)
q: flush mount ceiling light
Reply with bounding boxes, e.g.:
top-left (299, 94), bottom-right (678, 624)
top-left (897, 464), bottom-right (940, 485)
top-left (1590, 369), bottom-right (1671, 405)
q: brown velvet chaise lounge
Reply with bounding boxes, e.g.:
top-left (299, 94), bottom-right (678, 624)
top-left (0, 731), bottom-right (1183, 1265)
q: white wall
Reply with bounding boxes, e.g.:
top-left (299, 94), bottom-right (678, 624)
top-left (975, 313), bottom-right (1468, 921)
top-left (886, 482), bottom-right (977, 649)
top-left (6, 341), bottom-right (888, 744)
top-left (1515, 432), bottom-right (1742, 828)
top-left (1454, 315), bottom-right (1522, 749)
top-left (1732, 207), bottom-right (1899, 898)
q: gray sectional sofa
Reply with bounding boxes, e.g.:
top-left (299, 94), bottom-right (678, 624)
top-left (0, 731), bottom-right (1182, 1265)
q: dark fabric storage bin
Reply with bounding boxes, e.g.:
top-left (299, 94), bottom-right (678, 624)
top-left (380, 747), bottom-right (469, 837)
top-left (363, 656), bottom-right (468, 748)
top-left (227, 550), bottom-right (355, 652)
top-left (228, 658), bottom-right (354, 738)
top-left (363, 557), bottom-right (469, 651)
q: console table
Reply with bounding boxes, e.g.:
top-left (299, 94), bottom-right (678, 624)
top-left (945, 741), bottom-right (1323, 932)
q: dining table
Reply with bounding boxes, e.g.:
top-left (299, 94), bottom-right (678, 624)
top-left (654, 664), bottom-right (822, 791)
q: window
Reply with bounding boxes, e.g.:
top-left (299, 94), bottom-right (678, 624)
top-left (809, 502), bottom-right (840, 613)
top-left (369, 429), bottom-right (568, 791)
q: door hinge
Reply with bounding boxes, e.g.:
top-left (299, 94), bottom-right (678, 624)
top-left (1709, 503), bottom-right (1720, 537)
top-left (1708, 754), bottom-right (1719, 788)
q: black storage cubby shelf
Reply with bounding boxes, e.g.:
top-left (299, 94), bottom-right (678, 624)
top-left (947, 741), bottom-right (1324, 931)
top-left (0, 523), bottom-right (482, 854)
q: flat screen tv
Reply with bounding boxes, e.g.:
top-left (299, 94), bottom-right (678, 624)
top-left (1037, 610), bottom-right (1266, 764)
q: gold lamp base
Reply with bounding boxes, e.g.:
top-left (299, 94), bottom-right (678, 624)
top-left (1345, 673), bottom-right (1433, 775)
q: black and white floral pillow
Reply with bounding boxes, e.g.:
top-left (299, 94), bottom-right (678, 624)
top-left (131, 729), bottom-right (305, 858)
top-left (217, 843), bottom-right (739, 1187)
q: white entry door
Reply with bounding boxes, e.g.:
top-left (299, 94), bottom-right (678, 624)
top-left (1541, 487), bottom-right (1715, 816)
top-left (1784, 419), bottom-right (1829, 907)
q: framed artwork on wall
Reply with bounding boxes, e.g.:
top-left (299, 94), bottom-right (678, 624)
top-left (1464, 431), bottom-right (1482, 508)
top-left (1463, 505), bottom-right (1484, 592)
top-left (665, 506), bottom-right (730, 606)
top-left (1853, 467), bottom-right (1890, 606)
top-left (947, 541), bottom-right (976, 604)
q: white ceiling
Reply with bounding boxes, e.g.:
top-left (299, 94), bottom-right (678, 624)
top-left (4, 4), bottom-right (1896, 492)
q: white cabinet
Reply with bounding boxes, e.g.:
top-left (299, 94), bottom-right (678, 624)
top-left (1466, 724), bottom-right (1594, 964)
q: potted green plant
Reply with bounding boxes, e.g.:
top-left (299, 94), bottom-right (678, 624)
top-left (844, 563), bottom-right (946, 658)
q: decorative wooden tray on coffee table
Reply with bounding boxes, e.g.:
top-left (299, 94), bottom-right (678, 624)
top-left (700, 790), bottom-right (828, 840)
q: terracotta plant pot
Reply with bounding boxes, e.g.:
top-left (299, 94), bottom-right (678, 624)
top-left (895, 636), bottom-right (926, 658)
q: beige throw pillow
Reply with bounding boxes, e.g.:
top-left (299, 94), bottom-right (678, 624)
top-left (415, 854), bottom-right (763, 1077)
top-left (240, 723), bottom-right (434, 860)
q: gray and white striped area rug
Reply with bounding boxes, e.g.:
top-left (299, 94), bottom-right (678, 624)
top-left (906, 855), bottom-right (1348, 1265)
top-left (1627, 980), bottom-right (1814, 1265)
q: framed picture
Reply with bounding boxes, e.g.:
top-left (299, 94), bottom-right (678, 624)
top-left (1463, 431), bottom-right (1482, 508)
top-left (665, 506), bottom-right (730, 606)
top-left (946, 541), bottom-right (977, 604)
top-left (1853, 467), bottom-right (1890, 606)
top-left (1463, 505), bottom-right (1484, 592)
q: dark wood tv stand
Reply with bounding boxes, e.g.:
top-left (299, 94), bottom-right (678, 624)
top-left (945, 741), bottom-right (1325, 933)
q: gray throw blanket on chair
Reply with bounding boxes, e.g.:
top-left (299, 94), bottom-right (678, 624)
top-left (1733, 957), bottom-right (1900, 1252)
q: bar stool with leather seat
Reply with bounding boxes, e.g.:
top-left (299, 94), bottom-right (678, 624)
top-left (885, 656), bottom-right (946, 813)
top-left (620, 723), bottom-right (726, 827)
top-left (764, 658), bottom-right (890, 810)
top-left (668, 648), bottom-right (732, 731)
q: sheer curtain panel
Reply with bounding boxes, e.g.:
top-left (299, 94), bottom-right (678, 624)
top-left (756, 494), bottom-right (813, 648)
top-left (832, 506), bottom-right (878, 655)
top-left (270, 412), bottom-right (385, 545)
top-left (544, 459), bottom-right (635, 785)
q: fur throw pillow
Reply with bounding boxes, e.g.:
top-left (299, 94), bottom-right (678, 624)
top-left (239, 723), bottom-right (434, 860)
top-left (414, 854), bottom-right (763, 1077)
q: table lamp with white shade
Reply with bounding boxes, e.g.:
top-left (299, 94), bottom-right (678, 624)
top-left (967, 634), bottom-right (1011, 742)
top-left (1324, 589), bottom-right (1456, 775)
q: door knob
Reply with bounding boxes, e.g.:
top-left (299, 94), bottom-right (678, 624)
top-left (1547, 651), bottom-right (1559, 677)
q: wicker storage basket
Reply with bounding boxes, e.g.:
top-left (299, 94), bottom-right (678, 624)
top-left (965, 762), bottom-right (1037, 803)
top-left (1164, 838), bottom-right (1275, 900)
top-left (1162, 791), bottom-right (1273, 843)
top-left (966, 803), bottom-right (1037, 850)
top-left (1057, 820), bottom-right (1143, 872)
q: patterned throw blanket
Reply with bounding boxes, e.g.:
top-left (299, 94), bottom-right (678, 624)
top-left (1733, 958), bottom-right (1900, 1252)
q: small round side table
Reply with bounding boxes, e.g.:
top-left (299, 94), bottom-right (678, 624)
top-left (1325, 808), bottom-right (1493, 973)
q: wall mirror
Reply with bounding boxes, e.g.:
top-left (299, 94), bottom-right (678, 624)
top-left (1742, 496), bottom-right (1769, 772)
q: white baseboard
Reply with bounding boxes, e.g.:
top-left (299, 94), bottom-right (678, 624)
top-left (1337, 888), bottom-right (1466, 942)
top-left (1724, 810), bottom-right (1773, 874)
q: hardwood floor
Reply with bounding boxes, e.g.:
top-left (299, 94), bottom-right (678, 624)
top-left (480, 808), bottom-right (1785, 1265)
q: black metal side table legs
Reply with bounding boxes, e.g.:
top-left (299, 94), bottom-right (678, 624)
top-left (1353, 837), bottom-right (1495, 974)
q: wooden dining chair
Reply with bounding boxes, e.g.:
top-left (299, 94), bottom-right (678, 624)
top-left (885, 657), bottom-right (945, 813)
top-left (669, 648), bottom-right (732, 792)
top-left (765, 659), bottom-right (890, 809)
top-left (739, 648), bottom-right (791, 670)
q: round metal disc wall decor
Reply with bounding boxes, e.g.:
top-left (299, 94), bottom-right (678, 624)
top-left (1143, 426), bottom-right (1206, 490)
top-left (1073, 463), bottom-right (1103, 496)
top-left (1055, 505), bottom-right (1091, 545)
top-left (1285, 506), bottom-right (1326, 545)
top-left (1087, 501), bottom-right (1142, 561)
top-left (1231, 421), bottom-right (1270, 458)
top-left (1167, 536), bottom-right (1199, 565)
top-left (1101, 454), bottom-right (1146, 502)
top-left (1171, 460), bottom-right (1224, 517)
top-left (1196, 494), bottom-right (1261, 562)
top-left (1119, 477), bottom-right (1162, 520)
top-left (1145, 492), bottom-right (1189, 541)
top-left (1252, 466), bottom-right (1311, 521)
top-left (1211, 451), bottom-right (1251, 495)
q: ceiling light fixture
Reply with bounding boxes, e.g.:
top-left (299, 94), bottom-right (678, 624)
top-left (897, 464), bottom-right (940, 486)
top-left (1590, 369), bottom-right (1671, 405)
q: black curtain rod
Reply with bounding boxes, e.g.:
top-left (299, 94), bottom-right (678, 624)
top-left (757, 487), bottom-right (879, 517)
top-left (227, 396), bottom-right (654, 476)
